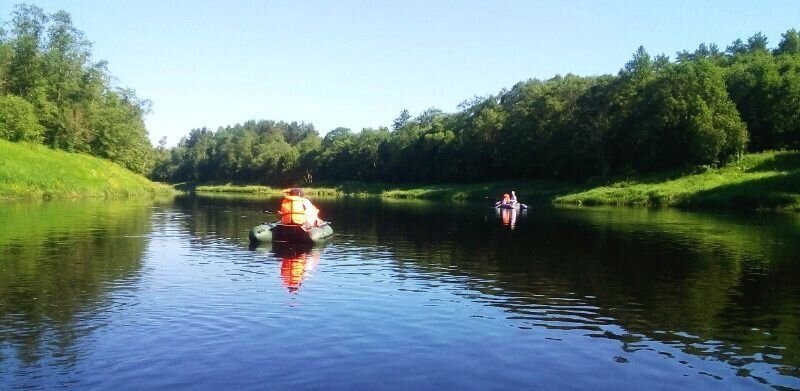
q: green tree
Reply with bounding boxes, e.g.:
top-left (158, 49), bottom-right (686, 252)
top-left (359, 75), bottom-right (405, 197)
top-left (774, 29), bottom-right (800, 55)
top-left (0, 27), bottom-right (12, 94)
top-left (725, 53), bottom-right (781, 151)
top-left (0, 94), bottom-right (44, 142)
top-left (392, 109), bottom-right (411, 130)
top-left (771, 55), bottom-right (800, 149)
top-left (747, 32), bottom-right (769, 53)
top-left (89, 88), bottom-right (153, 174)
top-left (642, 60), bottom-right (747, 168)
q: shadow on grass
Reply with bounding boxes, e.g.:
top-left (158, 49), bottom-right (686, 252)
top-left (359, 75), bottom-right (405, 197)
top-left (682, 171), bottom-right (800, 210)
top-left (745, 151), bottom-right (800, 173)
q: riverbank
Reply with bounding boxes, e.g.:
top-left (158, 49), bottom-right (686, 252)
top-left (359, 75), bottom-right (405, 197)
top-left (191, 151), bottom-right (800, 211)
top-left (191, 180), bottom-right (584, 202)
top-left (556, 151), bottom-right (800, 210)
top-left (0, 140), bottom-right (174, 200)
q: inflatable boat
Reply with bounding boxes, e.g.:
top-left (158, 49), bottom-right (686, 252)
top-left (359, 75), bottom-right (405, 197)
top-left (249, 222), bottom-right (334, 244)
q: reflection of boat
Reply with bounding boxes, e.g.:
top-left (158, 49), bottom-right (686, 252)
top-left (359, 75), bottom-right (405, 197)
top-left (496, 207), bottom-right (526, 230)
top-left (248, 222), bottom-right (334, 244)
top-left (248, 241), bottom-right (326, 293)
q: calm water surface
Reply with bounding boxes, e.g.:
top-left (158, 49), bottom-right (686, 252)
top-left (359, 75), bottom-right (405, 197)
top-left (1, 195), bottom-right (798, 390)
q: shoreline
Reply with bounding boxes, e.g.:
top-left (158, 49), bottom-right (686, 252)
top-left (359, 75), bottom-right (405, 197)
top-left (188, 151), bottom-right (800, 212)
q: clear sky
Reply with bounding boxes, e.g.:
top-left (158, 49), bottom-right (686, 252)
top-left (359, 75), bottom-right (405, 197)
top-left (2, 1), bottom-right (800, 145)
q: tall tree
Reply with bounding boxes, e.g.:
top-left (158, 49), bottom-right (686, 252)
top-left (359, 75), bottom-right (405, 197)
top-left (775, 29), bottom-right (800, 55)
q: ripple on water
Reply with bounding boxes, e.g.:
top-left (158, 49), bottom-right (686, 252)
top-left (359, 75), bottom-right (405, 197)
top-left (2, 201), bottom-right (800, 390)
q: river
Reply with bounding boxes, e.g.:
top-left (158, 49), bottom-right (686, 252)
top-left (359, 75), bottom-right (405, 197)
top-left (1, 195), bottom-right (798, 390)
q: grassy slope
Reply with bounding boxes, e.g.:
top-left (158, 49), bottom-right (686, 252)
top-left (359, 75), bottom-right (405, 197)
top-left (0, 139), bottom-right (174, 200)
top-left (194, 151), bottom-right (800, 211)
top-left (555, 151), bottom-right (800, 210)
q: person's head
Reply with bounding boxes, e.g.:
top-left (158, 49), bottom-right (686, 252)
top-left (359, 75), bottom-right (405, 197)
top-left (512, 190), bottom-right (516, 195)
top-left (290, 188), bottom-right (304, 197)
top-left (503, 193), bottom-right (509, 199)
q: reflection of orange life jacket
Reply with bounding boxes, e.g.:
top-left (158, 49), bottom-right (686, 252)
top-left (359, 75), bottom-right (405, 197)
top-left (281, 256), bottom-right (306, 292)
top-left (280, 195), bottom-right (307, 224)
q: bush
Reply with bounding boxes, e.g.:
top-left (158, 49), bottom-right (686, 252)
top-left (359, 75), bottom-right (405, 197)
top-left (0, 95), bottom-right (44, 143)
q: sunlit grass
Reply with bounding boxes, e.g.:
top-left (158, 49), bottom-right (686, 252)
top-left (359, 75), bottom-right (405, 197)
top-left (555, 151), bottom-right (800, 210)
top-left (0, 139), bottom-right (175, 200)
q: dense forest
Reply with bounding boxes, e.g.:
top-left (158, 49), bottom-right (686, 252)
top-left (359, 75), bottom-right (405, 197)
top-left (2, 5), bottom-right (799, 185)
top-left (154, 31), bottom-right (800, 185)
top-left (0, 5), bottom-right (153, 174)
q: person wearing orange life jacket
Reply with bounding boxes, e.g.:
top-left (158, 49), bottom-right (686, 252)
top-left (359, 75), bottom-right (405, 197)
top-left (279, 188), bottom-right (323, 227)
top-left (494, 193), bottom-right (511, 207)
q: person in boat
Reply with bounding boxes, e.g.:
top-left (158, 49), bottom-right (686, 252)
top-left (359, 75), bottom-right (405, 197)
top-left (510, 190), bottom-right (518, 205)
top-left (279, 188), bottom-right (323, 228)
top-left (495, 193), bottom-right (511, 207)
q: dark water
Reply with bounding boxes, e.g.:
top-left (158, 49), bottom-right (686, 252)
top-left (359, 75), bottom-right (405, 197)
top-left (1, 195), bottom-right (799, 390)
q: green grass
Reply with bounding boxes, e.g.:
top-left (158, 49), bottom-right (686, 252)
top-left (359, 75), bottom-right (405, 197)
top-left (0, 139), bottom-right (175, 200)
top-left (555, 151), bottom-right (800, 210)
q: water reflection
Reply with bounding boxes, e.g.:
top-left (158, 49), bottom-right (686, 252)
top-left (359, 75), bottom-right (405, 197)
top-left (0, 199), bottom-right (156, 373)
top-left (249, 242), bottom-right (325, 293)
top-left (496, 207), bottom-right (526, 229)
top-left (278, 248), bottom-right (321, 293)
top-left (174, 195), bottom-right (800, 388)
top-left (4, 195), bottom-right (797, 389)
top-left (318, 198), bottom-right (800, 388)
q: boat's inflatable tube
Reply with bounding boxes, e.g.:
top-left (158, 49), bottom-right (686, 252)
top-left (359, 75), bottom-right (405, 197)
top-left (249, 222), bottom-right (333, 244)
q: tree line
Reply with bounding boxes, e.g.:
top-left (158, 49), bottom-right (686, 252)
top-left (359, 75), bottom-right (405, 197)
top-left (155, 29), bottom-right (800, 185)
top-left (0, 4), bottom-right (153, 174)
top-left (2, 5), bottom-right (799, 184)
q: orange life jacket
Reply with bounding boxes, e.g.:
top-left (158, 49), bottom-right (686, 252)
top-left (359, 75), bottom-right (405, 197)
top-left (280, 195), bottom-right (307, 225)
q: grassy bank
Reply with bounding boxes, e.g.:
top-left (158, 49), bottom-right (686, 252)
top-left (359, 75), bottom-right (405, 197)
top-left (0, 140), bottom-right (174, 200)
top-left (555, 151), bottom-right (800, 210)
top-left (193, 151), bottom-right (800, 211)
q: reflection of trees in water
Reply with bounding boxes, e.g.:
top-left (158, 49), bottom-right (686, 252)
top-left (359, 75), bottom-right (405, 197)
top-left (331, 200), bottom-right (800, 385)
top-left (0, 200), bottom-right (155, 369)
top-left (173, 195), bottom-right (282, 246)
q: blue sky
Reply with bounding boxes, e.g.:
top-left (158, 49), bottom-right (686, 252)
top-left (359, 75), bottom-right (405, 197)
top-left (2, 1), bottom-right (800, 145)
